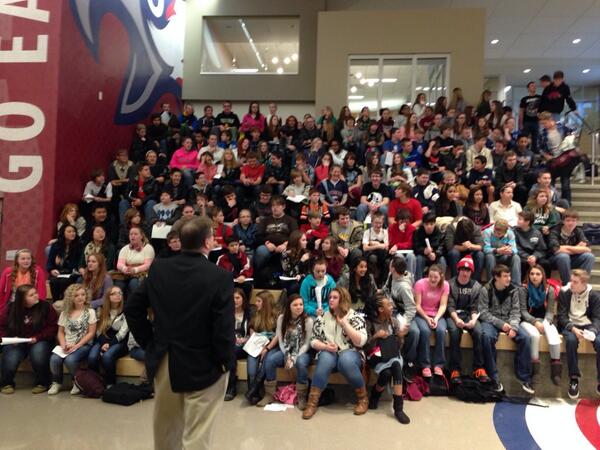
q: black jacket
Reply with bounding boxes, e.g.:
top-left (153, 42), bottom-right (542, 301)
top-left (540, 82), bottom-right (576, 114)
top-left (557, 287), bottom-right (600, 334)
top-left (413, 225), bottom-right (444, 258)
top-left (125, 252), bottom-right (235, 392)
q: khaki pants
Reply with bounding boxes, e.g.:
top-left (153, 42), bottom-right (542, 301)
top-left (154, 354), bottom-right (228, 450)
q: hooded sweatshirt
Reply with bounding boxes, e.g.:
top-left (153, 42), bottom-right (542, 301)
top-left (514, 226), bottom-right (547, 261)
top-left (478, 281), bottom-right (523, 331)
top-left (382, 271), bottom-right (416, 325)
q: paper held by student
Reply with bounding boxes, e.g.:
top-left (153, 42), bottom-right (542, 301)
top-left (1, 337), bottom-right (33, 345)
top-left (152, 224), bottom-right (172, 239)
top-left (243, 334), bottom-right (270, 358)
top-left (543, 319), bottom-right (561, 346)
top-left (52, 345), bottom-right (69, 359)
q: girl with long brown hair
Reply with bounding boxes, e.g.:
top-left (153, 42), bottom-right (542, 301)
top-left (81, 253), bottom-right (113, 309)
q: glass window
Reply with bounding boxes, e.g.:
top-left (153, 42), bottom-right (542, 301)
top-left (348, 55), bottom-right (449, 114)
top-left (201, 17), bottom-right (299, 74)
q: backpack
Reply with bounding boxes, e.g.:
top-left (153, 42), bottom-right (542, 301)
top-left (74, 368), bottom-right (105, 398)
top-left (102, 382), bottom-right (154, 406)
top-left (403, 375), bottom-right (429, 401)
top-left (428, 373), bottom-right (450, 396)
top-left (582, 223), bottom-right (600, 246)
top-left (452, 376), bottom-right (503, 403)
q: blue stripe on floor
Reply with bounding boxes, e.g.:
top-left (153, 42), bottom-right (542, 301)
top-left (493, 403), bottom-right (540, 450)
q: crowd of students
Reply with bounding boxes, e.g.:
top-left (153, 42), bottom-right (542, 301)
top-left (1, 72), bottom-right (599, 423)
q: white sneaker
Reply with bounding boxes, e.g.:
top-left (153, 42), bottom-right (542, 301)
top-left (48, 382), bottom-right (62, 395)
top-left (70, 384), bottom-right (81, 395)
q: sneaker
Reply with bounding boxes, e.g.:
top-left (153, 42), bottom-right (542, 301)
top-left (422, 367), bottom-right (432, 378)
top-left (403, 363), bottom-right (415, 384)
top-left (450, 370), bottom-right (462, 385)
top-left (31, 385), bottom-right (48, 394)
top-left (433, 366), bottom-right (444, 377)
top-left (70, 385), bottom-right (81, 395)
top-left (48, 382), bottom-right (62, 395)
top-left (1, 385), bottom-right (15, 395)
top-left (568, 378), bottom-right (579, 399)
top-left (521, 382), bottom-right (535, 395)
top-left (491, 380), bottom-right (504, 392)
top-left (473, 368), bottom-right (491, 384)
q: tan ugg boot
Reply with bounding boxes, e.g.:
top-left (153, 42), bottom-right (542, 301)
top-left (302, 387), bottom-right (322, 419)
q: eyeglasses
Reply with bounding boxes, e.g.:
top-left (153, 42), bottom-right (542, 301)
top-left (111, 291), bottom-right (123, 296)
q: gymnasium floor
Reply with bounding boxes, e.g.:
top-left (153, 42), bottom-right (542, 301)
top-left (1, 381), bottom-right (599, 449)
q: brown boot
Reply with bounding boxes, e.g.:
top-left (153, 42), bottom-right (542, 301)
top-left (302, 387), bottom-right (322, 419)
top-left (256, 380), bottom-right (277, 407)
top-left (296, 383), bottom-right (308, 411)
top-left (354, 386), bottom-right (369, 415)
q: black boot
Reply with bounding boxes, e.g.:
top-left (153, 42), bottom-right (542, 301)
top-left (225, 373), bottom-right (237, 401)
top-left (245, 378), bottom-right (264, 405)
top-left (369, 385), bottom-right (384, 410)
top-left (393, 394), bottom-right (410, 424)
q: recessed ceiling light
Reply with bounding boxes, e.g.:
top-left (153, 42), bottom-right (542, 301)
top-left (572, 38), bottom-right (582, 44)
top-left (359, 79), bottom-right (366, 85)
top-left (355, 72), bottom-right (363, 79)
top-left (381, 78), bottom-right (398, 83)
top-left (490, 39), bottom-right (499, 45)
top-left (582, 68), bottom-right (591, 73)
top-left (504, 85), bottom-right (512, 93)
top-left (291, 53), bottom-right (298, 61)
top-left (350, 86), bottom-right (357, 93)
top-left (348, 95), bottom-right (364, 100)
top-left (523, 68), bottom-right (531, 73)
top-left (416, 86), bottom-right (422, 90)
top-left (271, 56), bottom-right (279, 64)
top-left (367, 80), bottom-right (375, 87)
top-left (423, 87), bottom-right (430, 91)
top-left (283, 57), bottom-right (291, 65)
top-left (276, 67), bottom-right (284, 74)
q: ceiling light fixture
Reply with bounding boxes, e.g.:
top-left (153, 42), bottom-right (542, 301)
top-left (283, 57), bottom-right (291, 65)
top-left (416, 86), bottom-right (422, 90)
top-left (291, 53), bottom-right (298, 61)
top-left (582, 68), bottom-right (590, 73)
top-left (381, 78), bottom-right (398, 83)
top-left (276, 67), bottom-right (284, 74)
top-left (359, 79), bottom-right (367, 85)
top-left (367, 81), bottom-right (375, 87)
top-left (271, 56), bottom-right (279, 64)
top-left (572, 38), bottom-right (582, 44)
top-left (490, 39), bottom-right (499, 45)
top-left (504, 85), bottom-right (512, 93)
top-left (238, 19), bottom-right (263, 69)
top-left (423, 87), bottom-right (430, 91)
top-left (355, 72), bottom-right (363, 79)
top-left (348, 95), bottom-right (364, 100)
top-left (350, 86), bottom-right (357, 93)
top-left (523, 68), bottom-right (531, 73)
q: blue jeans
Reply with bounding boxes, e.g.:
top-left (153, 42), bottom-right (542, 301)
top-left (551, 252), bottom-right (595, 285)
top-left (402, 319), bottom-right (420, 364)
top-left (448, 249), bottom-right (484, 282)
top-left (50, 344), bottom-right (92, 383)
top-left (355, 204), bottom-right (388, 223)
top-left (415, 255), bottom-right (446, 281)
top-left (414, 315), bottom-right (447, 368)
top-left (485, 253), bottom-right (521, 284)
top-left (129, 347), bottom-right (146, 361)
top-left (118, 199), bottom-right (156, 228)
top-left (446, 318), bottom-right (484, 372)
top-left (563, 327), bottom-right (600, 381)
top-left (247, 349), bottom-right (279, 381)
top-left (481, 322), bottom-right (532, 383)
top-left (1, 341), bottom-right (52, 387)
top-left (264, 349), bottom-right (313, 384)
top-left (181, 169), bottom-right (195, 189)
top-left (312, 349), bottom-right (364, 390)
top-left (253, 245), bottom-right (276, 273)
top-left (87, 341), bottom-right (128, 384)
top-left (115, 277), bottom-right (143, 299)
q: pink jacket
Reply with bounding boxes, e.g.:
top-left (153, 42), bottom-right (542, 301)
top-left (240, 114), bottom-right (266, 133)
top-left (0, 266), bottom-right (47, 305)
top-left (169, 147), bottom-right (199, 171)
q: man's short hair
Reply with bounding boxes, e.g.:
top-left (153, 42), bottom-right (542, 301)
top-left (178, 217), bottom-right (213, 251)
top-left (391, 256), bottom-right (407, 274)
top-left (337, 206), bottom-right (350, 217)
top-left (571, 269), bottom-right (590, 283)
top-left (538, 111), bottom-right (552, 121)
top-left (553, 70), bottom-right (564, 79)
top-left (492, 264), bottom-right (510, 278)
top-left (539, 74), bottom-right (551, 82)
top-left (423, 212), bottom-right (436, 224)
top-left (270, 195), bottom-right (286, 206)
top-left (563, 209), bottom-right (579, 220)
top-left (519, 210), bottom-right (534, 225)
top-left (166, 230), bottom-right (179, 242)
top-left (494, 219), bottom-right (509, 233)
top-left (474, 155), bottom-right (487, 166)
top-left (259, 185), bottom-right (273, 195)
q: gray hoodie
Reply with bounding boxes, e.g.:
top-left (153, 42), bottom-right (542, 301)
top-left (479, 281), bottom-right (524, 331)
top-left (383, 271), bottom-right (416, 325)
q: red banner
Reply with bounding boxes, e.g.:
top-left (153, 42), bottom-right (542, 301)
top-left (0, 0), bottom-right (61, 265)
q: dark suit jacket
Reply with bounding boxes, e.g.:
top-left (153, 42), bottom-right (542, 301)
top-left (125, 251), bottom-right (235, 392)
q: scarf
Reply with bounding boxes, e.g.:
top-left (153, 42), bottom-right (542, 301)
top-left (527, 282), bottom-right (546, 309)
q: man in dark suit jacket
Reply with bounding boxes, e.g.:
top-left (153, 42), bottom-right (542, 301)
top-left (125, 216), bottom-right (235, 450)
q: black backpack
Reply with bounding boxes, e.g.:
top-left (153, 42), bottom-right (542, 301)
top-left (102, 382), bottom-right (154, 406)
top-left (582, 224), bottom-right (600, 246)
top-left (452, 376), bottom-right (504, 403)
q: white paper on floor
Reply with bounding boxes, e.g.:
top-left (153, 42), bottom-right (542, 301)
top-left (263, 404), bottom-right (295, 412)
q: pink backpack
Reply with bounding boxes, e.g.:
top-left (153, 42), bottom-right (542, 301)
top-left (274, 383), bottom-right (297, 404)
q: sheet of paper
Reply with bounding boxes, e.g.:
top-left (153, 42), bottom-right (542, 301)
top-left (384, 151), bottom-right (394, 167)
top-left (57, 274), bottom-right (73, 279)
top-left (287, 195), bottom-right (307, 203)
top-left (543, 320), bottom-right (561, 346)
top-left (242, 334), bottom-right (270, 358)
top-left (582, 329), bottom-right (597, 342)
top-left (279, 276), bottom-right (298, 281)
top-left (151, 224), bottom-right (172, 239)
top-left (395, 250), bottom-right (414, 257)
top-left (1, 337), bottom-right (33, 345)
top-left (52, 345), bottom-right (68, 359)
top-left (263, 404), bottom-right (290, 412)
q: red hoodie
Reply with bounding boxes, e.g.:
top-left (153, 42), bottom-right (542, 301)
top-left (388, 222), bottom-right (416, 250)
top-left (0, 300), bottom-right (58, 342)
top-left (300, 222), bottom-right (329, 241)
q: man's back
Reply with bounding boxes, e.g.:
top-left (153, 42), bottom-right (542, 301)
top-left (126, 251), bottom-right (235, 392)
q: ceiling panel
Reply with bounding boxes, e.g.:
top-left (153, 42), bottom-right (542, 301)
top-left (510, 32), bottom-right (560, 48)
top-left (491, 0), bottom-right (546, 18)
top-left (537, 0), bottom-right (596, 17)
top-left (524, 17), bottom-right (577, 33)
top-left (542, 47), bottom-right (587, 57)
top-left (486, 17), bottom-right (531, 34)
top-left (552, 32), bottom-right (600, 48)
top-left (570, 16), bottom-right (600, 32)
